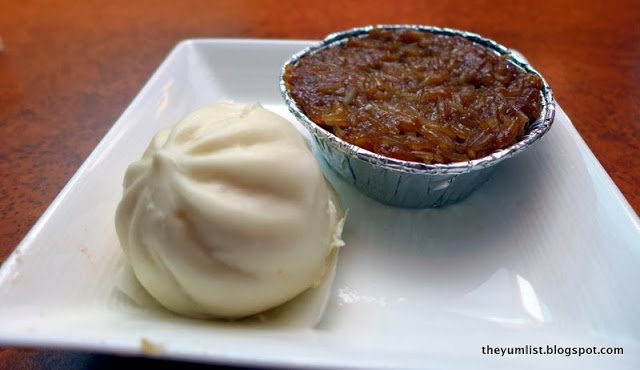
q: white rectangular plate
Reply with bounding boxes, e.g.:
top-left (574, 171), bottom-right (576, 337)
top-left (1, 39), bottom-right (639, 370)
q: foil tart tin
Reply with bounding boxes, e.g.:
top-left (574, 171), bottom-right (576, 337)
top-left (280, 25), bottom-right (556, 208)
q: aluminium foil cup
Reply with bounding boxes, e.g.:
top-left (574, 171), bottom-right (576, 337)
top-left (280, 25), bottom-right (556, 208)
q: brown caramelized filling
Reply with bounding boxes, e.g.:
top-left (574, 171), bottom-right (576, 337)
top-left (284, 29), bottom-right (544, 164)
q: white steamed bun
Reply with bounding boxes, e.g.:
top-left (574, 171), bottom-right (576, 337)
top-left (115, 103), bottom-right (345, 318)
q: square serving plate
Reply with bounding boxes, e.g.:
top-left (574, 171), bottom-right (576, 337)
top-left (0, 39), bottom-right (639, 370)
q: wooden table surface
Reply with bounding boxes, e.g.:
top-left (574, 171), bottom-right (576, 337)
top-left (1, 0), bottom-right (638, 369)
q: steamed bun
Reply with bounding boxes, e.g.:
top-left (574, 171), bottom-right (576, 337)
top-left (115, 103), bottom-right (345, 318)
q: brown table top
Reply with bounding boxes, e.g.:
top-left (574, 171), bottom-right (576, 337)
top-left (1, 0), bottom-right (639, 369)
